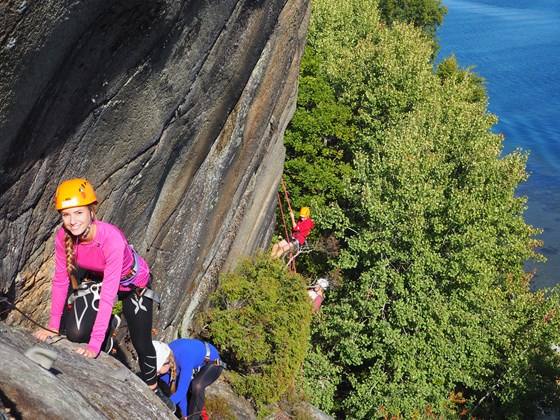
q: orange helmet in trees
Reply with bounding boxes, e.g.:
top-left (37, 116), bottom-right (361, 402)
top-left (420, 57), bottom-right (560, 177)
top-left (299, 207), bottom-right (311, 218)
top-left (54, 178), bottom-right (98, 210)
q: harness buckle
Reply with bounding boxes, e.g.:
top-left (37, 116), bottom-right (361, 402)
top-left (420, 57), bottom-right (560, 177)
top-left (134, 286), bottom-right (161, 310)
top-left (202, 341), bottom-right (227, 369)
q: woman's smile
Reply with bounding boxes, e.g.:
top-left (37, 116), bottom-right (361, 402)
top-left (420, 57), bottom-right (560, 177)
top-left (60, 206), bottom-right (90, 236)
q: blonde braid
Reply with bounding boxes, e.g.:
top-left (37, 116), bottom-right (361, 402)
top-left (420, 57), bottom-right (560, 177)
top-left (64, 232), bottom-right (76, 277)
top-left (169, 352), bottom-right (178, 395)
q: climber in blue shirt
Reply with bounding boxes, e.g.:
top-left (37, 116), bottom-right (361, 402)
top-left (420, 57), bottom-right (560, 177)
top-left (153, 338), bottom-right (225, 419)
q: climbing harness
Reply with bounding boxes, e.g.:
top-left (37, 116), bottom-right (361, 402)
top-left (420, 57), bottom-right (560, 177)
top-left (67, 281), bottom-right (103, 307)
top-left (193, 341), bottom-right (227, 377)
top-left (66, 248), bottom-right (160, 310)
top-left (120, 245), bottom-right (141, 287)
top-left (122, 246), bottom-right (161, 309)
top-left (203, 341), bottom-right (227, 369)
top-left (134, 285), bottom-right (161, 310)
top-left (284, 240), bottom-right (312, 268)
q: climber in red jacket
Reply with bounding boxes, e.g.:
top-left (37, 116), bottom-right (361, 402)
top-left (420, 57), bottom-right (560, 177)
top-left (271, 207), bottom-right (314, 258)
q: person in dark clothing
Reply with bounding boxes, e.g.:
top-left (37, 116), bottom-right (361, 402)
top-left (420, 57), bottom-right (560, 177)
top-left (153, 338), bottom-right (225, 419)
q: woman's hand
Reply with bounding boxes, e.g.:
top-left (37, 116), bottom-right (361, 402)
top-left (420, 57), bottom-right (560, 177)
top-left (76, 346), bottom-right (96, 358)
top-left (35, 328), bottom-right (58, 342)
top-left (289, 210), bottom-right (296, 226)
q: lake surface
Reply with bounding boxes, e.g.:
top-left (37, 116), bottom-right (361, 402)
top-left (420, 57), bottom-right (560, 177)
top-left (437, 0), bottom-right (560, 289)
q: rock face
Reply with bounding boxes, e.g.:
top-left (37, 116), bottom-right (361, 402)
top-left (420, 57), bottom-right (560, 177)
top-left (1, 321), bottom-right (265, 419)
top-left (0, 322), bottom-right (177, 419)
top-left (1, 322), bottom-right (331, 419)
top-left (0, 0), bottom-right (310, 343)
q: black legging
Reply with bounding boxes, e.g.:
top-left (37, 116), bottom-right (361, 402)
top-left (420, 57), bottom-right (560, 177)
top-left (62, 285), bottom-right (157, 386)
top-left (120, 289), bottom-right (157, 386)
top-left (187, 364), bottom-right (223, 419)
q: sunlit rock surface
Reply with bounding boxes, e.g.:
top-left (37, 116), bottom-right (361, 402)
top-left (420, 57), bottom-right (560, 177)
top-left (0, 0), bottom-right (310, 340)
top-left (0, 322), bottom-right (176, 419)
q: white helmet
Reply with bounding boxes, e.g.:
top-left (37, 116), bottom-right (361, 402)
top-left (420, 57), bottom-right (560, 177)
top-left (316, 278), bottom-right (329, 290)
top-left (152, 340), bottom-right (171, 371)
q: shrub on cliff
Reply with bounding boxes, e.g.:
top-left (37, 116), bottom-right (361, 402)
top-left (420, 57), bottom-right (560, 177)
top-left (204, 253), bottom-right (312, 415)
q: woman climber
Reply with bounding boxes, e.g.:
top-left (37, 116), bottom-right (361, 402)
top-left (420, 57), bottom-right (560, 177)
top-left (307, 277), bottom-right (329, 312)
top-left (153, 338), bottom-right (225, 419)
top-left (270, 206), bottom-right (314, 258)
top-left (34, 178), bottom-right (169, 403)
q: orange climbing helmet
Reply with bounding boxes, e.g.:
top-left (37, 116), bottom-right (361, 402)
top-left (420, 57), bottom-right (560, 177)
top-left (54, 178), bottom-right (98, 210)
top-left (299, 207), bottom-right (311, 218)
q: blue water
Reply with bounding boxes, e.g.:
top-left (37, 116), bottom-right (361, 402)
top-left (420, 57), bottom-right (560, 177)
top-left (437, 0), bottom-right (560, 289)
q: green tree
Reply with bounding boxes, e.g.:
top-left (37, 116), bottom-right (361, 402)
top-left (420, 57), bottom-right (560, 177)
top-left (317, 85), bottom-right (560, 417)
top-left (283, 48), bottom-right (354, 209)
top-left (283, 0), bottom-right (560, 418)
top-left (436, 54), bottom-right (487, 103)
top-left (279, 45), bottom-right (355, 277)
top-left (377, 0), bottom-right (447, 41)
top-left (204, 254), bottom-right (313, 415)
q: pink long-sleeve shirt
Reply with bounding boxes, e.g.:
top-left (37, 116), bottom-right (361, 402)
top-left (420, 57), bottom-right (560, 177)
top-left (49, 220), bottom-right (149, 355)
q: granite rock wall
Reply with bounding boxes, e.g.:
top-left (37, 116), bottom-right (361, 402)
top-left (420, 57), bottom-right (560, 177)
top-left (0, 0), bottom-right (310, 341)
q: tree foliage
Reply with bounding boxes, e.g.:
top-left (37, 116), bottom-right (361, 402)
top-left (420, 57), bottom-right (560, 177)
top-left (377, 0), bottom-right (447, 41)
top-left (283, 49), bottom-right (355, 209)
top-left (436, 54), bottom-right (487, 103)
top-left (204, 254), bottom-right (313, 415)
top-left (280, 0), bottom-right (560, 418)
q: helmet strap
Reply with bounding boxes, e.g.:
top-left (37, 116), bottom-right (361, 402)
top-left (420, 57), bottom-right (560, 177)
top-left (81, 210), bottom-right (95, 240)
top-left (81, 223), bottom-right (92, 240)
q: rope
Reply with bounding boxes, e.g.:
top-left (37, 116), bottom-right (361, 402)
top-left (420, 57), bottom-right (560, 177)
top-left (277, 192), bottom-right (296, 271)
top-left (281, 178), bottom-right (294, 214)
top-left (277, 192), bottom-right (290, 246)
top-left (279, 179), bottom-right (296, 271)
top-left (285, 241), bottom-right (312, 269)
top-left (0, 297), bottom-right (59, 334)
